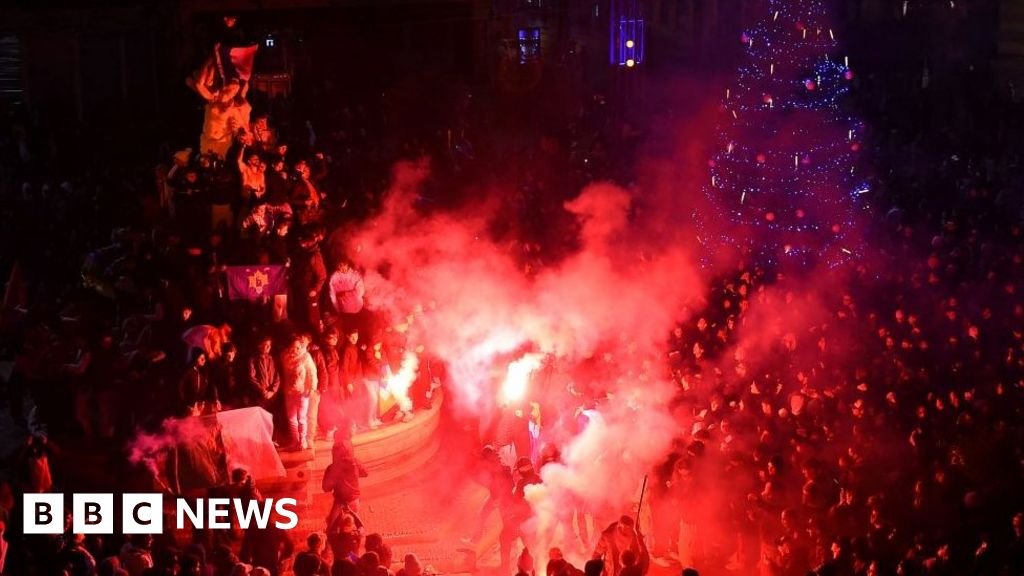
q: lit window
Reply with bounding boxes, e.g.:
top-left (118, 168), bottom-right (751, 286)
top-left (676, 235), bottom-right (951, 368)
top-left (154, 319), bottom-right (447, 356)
top-left (611, 19), bottom-right (644, 66)
top-left (517, 28), bottom-right (541, 63)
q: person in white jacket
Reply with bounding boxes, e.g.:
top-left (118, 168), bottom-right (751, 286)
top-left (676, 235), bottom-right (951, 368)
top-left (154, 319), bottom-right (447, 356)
top-left (328, 260), bottom-right (365, 332)
top-left (280, 335), bottom-right (318, 450)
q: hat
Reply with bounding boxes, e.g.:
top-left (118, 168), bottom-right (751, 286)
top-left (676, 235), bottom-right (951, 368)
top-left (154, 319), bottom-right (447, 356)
top-left (404, 554), bottom-right (423, 574)
top-left (517, 548), bottom-right (535, 573)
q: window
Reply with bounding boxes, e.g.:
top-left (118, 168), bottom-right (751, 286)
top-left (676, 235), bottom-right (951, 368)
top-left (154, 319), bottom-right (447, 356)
top-left (517, 27), bottom-right (541, 63)
top-left (611, 18), bottom-right (645, 66)
top-left (0, 36), bottom-right (23, 101)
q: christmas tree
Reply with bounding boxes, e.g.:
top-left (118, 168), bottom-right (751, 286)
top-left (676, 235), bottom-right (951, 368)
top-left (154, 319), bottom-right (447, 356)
top-left (700, 0), bottom-right (868, 268)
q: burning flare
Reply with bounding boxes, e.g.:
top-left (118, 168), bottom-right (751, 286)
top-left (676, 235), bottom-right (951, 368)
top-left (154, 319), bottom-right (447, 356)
top-left (501, 353), bottom-right (544, 404)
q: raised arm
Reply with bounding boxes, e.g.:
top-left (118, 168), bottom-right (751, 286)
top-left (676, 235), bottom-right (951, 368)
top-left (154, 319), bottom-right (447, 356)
top-left (63, 350), bottom-right (92, 375)
top-left (193, 61), bottom-right (217, 102)
top-left (237, 144), bottom-right (248, 174)
top-left (635, 526), bottom-right (650, 575)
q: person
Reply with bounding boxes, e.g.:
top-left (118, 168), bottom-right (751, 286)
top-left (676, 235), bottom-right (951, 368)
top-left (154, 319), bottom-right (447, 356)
top-left (304, 334), bottom-right (324, 443)
top-left (358, 551), bottom-right (388, 576)
top-left (119, 534), bottom-right (155, 575)
top-left (500, 457), bottom-right (542, 575)
top-left (17, 434), bottom-right (55, 494)
top-left (241, 202), bottom-right (273, 243)
top-left (396, 554), bottom-right (423, 576)
top-left (63, 331), bottom-right (121, 439)
top-left (516, 547), bottom-right (535, 576)
top-left (182, 322), bottom-right (233, 363)
top-left (292, 159), bottom-right (322, 213)
top-left (239, 510), bottom-right (294, 576)
top-left (326, 512), bottom-right (362, 567)
top-left (189, 64), bottom-right (249, 160)
top-left (251, 115), bottom-right (277, 154)
top-left (650, 444), bottom-right (684, 561)
top-left (314, 328), bottom-right (343, 438)
top-left (467, 445), bottom-right (513, 542)
top-left (180, 349), bottom-right (212, 416)
top-left (290, 231), bottom-right (327, 332)
top-left (592, 516), bottom-right (643, 576)
top-left (545, 548), bottom-right (576, 576)
top-left (237, 146), bottom-right (267, 206)
top-left (248, 336), bottom-right (281, 410)
top-left (362, 335), bottom-right (391, 429)
top-left (209, 342), bottom-right (240, 409)
top-left (280, 335), bottom-right (318, 450)
top-left (323, 440), bottom-right (368, 527)
top-left (618, 525), bottom-right (650, 576)
top-left (293, 533), bottom-right (330, 576)
top-left (328, 260), bottom-right (366, 332)
top-left (341, 328), bottom-right (365, 426)
top-left (59, 533), bottom-right (97, 576)
top-left (364, 533), bottom-right (393, 571)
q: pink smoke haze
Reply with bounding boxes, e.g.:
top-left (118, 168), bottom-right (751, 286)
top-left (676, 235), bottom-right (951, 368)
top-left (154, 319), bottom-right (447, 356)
top-left (127, 417), bottom-right (213, 493)
top-left (134, 81), bottom-right (881, 565)
top-left (333, 154), bottom-right (718, 560)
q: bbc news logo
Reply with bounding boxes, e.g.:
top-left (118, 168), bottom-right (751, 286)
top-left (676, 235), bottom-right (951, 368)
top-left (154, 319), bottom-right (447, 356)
top-left (24, 494), bottom-right (299, 534)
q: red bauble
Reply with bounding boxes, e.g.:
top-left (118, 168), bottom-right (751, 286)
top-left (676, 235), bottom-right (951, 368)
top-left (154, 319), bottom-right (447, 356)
top-left (765, 212), bottom-right (776, 222)
top-left (762, 93), bottom-right (773, 104)
top-left (831, 224), bottom-right (842, 233)
top-left (805, 80), bottom-right (817, 91)
top-left (741, 33), bottom-right (751, 44)
top-left (850, 142), bottom-right (861, 152)
top-left (756, 153), bottom-right (767, 164)
top-left (796, 209), bottom-right (806, 218)
top-left (844, 70), bottom-right (855, 80)
top-left (708, 160), bottom-right (717, 168)
top-left (796, 22), bottom-right (806, 31)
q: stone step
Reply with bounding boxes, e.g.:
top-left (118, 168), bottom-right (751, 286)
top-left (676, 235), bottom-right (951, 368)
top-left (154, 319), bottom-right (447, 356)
top-left (259, 393), bottom-right (443, 491)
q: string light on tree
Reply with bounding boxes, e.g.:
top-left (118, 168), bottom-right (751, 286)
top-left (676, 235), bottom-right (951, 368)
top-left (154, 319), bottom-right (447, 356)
top-left (697, 0), bottom-right (868, 268)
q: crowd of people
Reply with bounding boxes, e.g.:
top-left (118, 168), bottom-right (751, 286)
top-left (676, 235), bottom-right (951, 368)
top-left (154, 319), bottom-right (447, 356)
top-left (0, 11), bottom-right (628, 575)
top-left (0, 4), bottom-right (1022, 576)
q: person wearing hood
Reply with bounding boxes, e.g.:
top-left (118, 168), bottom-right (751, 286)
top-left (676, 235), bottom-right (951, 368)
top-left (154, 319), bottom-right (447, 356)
top-left (592, 516), bottom-right (643, 576)
top-left (180, 349), bottom-right (212, 416)
top-left (396, 554), bottom-right (424, 576)
top-left (323, 439), bottom-right (368, 528)
top-left (499, 457), bottom-right (542, 575)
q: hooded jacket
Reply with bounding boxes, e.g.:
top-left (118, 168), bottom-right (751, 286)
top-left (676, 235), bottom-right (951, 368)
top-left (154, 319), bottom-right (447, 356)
top-left (281, 347), bottom-right (318, 396)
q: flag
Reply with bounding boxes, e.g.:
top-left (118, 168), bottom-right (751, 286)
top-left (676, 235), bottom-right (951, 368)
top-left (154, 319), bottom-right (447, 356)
top-left (226, 265), bottom-right (286, 301)
top-left (215, 43), bottom-right (259, 83)
top-left (132, 408), bottom-right (285, 492)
